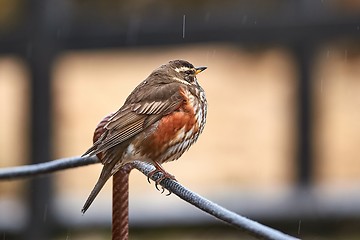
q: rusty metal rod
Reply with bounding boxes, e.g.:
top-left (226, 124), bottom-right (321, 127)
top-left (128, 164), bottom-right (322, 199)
top-left (112, 164), bottom-right (133, 240)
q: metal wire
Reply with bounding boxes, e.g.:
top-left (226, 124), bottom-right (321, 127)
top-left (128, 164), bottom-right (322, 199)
top-left (0, 157), bottom-right (300, 240)
top-left (132, 161), bottom-right (300, 240)
top-left (0, 156), bottom-right (99, 180)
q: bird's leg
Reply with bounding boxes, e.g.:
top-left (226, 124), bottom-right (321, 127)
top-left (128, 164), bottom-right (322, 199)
top-left (147, 161), bottom-right (176, 194)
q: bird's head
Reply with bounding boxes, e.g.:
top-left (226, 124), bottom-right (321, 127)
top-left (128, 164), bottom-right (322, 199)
top-left (151, 60), bottom-right (207, 86)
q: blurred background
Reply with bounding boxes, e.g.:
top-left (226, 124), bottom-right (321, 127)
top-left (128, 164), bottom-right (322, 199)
top-left (1, 0), bottom-right (360, 239)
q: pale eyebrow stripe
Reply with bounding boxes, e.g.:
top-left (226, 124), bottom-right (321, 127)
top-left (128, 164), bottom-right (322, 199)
top-left (175, 66), bottom-right (191, 73)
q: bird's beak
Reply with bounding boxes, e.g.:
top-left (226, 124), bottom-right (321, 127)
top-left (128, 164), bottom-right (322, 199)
top-left (195, 66), bottom-right (207, 75)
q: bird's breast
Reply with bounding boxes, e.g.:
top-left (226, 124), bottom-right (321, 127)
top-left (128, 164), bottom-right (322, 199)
top-left (138, 87), bottom-right (205, 163)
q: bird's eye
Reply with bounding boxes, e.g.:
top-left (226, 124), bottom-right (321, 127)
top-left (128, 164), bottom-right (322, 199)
top-left (184, 70), bottom-right (193, 75)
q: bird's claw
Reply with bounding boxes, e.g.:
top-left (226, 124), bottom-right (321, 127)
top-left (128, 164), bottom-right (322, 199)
top-left (155, 182), bottom-right (166, 194)
top-left (155, 181), bottom-right (172, 195)
top-left (147, 168), bottom-right (176, 195)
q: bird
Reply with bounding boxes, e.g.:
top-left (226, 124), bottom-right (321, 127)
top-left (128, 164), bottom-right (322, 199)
top-left (81, 60), bottom-right (207, 213)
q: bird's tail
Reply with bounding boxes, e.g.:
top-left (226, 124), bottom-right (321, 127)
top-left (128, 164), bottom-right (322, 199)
top-left (81, 164), bottom-right (113, 214)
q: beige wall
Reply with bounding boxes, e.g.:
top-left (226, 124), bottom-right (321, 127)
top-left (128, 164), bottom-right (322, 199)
top-left (1, 42), bottom-right (360, 207)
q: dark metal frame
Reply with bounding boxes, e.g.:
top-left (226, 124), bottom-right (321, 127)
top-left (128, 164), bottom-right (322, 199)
top-left (1, 0), bottom-right (359, 239)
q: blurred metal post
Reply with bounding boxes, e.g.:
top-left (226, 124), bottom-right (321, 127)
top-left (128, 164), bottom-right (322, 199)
top-left (23, 0), bottom-right (69, 238)
top-left (112, 164), bottom-right (133, 240)
top-left (294, 44), bottom-right (314, 186)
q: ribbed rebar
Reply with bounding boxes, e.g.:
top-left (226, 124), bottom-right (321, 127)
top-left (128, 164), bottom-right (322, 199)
top-left (112, 163), bottom-right (133, 240)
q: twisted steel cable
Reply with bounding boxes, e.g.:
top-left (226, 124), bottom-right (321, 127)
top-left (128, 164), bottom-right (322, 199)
top-left (132, 161), bottom-right (300, 240)
top-left (0, 156), bottom-right (300, 240)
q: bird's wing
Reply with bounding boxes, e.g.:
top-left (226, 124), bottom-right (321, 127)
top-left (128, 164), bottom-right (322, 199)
top-left (82, 82), bottom-right (185, 158)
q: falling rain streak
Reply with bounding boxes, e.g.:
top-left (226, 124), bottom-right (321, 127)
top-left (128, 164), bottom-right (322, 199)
top-left (182, 15), bottom-right (186, 38)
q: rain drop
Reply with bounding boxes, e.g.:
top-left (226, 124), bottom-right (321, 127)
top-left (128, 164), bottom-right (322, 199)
top-left (242, 15), bottom-right (248, 24)
top-left (182, 15), bottom-right (186, 39)
top-left (66, 230), bottom-right (71, 240)
top-left (205, 12), bottom-right (211, 22)
top-left (211, 49), bottom-right (217, 58)
top-left (126, 15), bottom-right (141, 45)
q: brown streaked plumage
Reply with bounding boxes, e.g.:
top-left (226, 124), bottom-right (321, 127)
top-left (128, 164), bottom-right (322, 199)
top-left (81, 60), bottom-right (207, 213)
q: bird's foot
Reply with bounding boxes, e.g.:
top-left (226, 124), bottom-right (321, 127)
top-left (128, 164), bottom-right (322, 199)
top-left (147, 169), bottom-right (176, 195)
